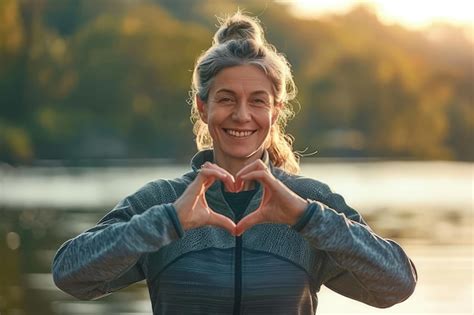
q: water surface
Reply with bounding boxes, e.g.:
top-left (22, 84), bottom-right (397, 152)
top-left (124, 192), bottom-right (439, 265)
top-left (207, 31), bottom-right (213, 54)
top-left (1, 161), bottom-right (472, 314)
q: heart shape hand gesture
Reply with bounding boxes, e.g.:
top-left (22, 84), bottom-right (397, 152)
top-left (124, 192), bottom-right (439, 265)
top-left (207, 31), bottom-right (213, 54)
top-left (173, 160), bottom-right (309, 236)
top-left (173, 161), bottom-right (238, 235)
top-left (233, 159), bottom-right (308, 236)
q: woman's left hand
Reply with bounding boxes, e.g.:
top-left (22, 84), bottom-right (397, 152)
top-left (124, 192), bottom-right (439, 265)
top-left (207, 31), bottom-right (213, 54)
top-left (234, 159), bottom-right (309, 236)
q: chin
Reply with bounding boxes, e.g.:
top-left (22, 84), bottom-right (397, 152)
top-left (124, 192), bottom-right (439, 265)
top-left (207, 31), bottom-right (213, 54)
top-left (228, 147), bottom-right (263, 160)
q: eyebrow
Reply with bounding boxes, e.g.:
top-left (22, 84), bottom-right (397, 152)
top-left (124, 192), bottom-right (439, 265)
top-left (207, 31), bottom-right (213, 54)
top-left (215, 89), bottom-right (271, 97)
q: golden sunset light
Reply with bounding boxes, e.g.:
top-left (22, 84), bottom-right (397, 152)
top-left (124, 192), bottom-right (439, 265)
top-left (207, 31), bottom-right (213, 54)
top-left (279, 0), bottom-right (473, 29)
top-left (1, 1), bottom-right (472, 314)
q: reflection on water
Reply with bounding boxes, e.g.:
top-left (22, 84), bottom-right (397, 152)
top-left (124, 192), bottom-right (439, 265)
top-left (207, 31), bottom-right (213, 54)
top-left (318, 244), bottom-right (473, 314)
top-left (1, 161), bottom-right (472, 212)
top-left (0, 161), bottom-right (472, 314)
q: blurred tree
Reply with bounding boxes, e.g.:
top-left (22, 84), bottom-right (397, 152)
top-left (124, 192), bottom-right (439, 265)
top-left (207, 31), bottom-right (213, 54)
top-left (0, 0), bottom-right (31, 162)
top-left (53, 4), bottom-right (210, 160)
top-left (0, 0), bottom-right (472, 164)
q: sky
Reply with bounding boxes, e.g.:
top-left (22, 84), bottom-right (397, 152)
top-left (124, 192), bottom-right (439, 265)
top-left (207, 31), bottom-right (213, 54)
top-left (276, 0), bottom-right (473, 30)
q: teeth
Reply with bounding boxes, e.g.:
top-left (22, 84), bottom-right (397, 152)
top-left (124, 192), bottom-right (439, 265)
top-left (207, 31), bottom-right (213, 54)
top-left (226, 129), bottom-right (253, 137)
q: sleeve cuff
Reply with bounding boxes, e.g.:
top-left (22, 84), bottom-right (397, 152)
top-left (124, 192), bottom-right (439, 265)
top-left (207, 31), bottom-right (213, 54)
top-left (164, 204), bottom-right (185, 238)
top-left (291, 200), bottom-right (317, 232)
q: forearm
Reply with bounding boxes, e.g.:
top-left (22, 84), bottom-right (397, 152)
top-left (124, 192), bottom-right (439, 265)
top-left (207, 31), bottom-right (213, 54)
top-left (52, 203), bottom-right (182, 299)
top-left (295, 201), bottom-right (417, 307)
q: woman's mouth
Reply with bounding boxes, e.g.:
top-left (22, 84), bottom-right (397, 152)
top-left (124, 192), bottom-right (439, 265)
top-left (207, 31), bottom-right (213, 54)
top-left (224, 129), bottom-right (256, 138)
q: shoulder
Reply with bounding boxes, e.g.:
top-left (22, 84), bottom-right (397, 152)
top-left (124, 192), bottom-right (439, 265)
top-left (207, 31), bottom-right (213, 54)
top-left (273, 167), bottom-right (332, 200)
top-left (96, 173), bottom-right (194, 225)
top-left (274, 167), bottom-right (366, 223)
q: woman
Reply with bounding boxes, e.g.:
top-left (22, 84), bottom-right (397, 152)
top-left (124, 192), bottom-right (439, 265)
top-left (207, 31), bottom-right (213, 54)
top-left (52, 11), bottom-right (417, 314)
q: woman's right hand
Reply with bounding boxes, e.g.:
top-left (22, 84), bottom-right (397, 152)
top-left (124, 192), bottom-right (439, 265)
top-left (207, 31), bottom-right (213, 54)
top-left (173, 162), bottom-right (236, 235)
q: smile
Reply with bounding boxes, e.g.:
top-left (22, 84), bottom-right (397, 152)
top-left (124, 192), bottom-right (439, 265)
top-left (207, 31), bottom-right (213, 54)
top-left (224, 129), bottom-right (256, 138)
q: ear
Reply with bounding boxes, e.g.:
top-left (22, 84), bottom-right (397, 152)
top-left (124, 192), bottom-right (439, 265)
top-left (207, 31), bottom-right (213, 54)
top-left (196, 95), bottom-right (208, 123)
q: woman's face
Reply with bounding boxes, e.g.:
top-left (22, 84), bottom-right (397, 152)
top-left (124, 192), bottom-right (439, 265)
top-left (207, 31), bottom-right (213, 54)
top-left (197, 64), bottom-right (280, 165)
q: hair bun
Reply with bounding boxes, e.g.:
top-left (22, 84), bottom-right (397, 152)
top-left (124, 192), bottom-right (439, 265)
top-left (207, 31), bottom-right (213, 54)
top-left (213, 12), bottom-right (265, 45)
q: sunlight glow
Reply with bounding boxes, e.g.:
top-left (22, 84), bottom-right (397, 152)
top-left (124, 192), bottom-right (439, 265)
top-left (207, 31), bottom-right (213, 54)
top-left (278, 0), bottom-right (473, 29)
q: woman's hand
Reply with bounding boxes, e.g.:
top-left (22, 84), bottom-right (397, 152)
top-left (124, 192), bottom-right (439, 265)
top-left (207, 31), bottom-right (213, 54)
top-left (234, 159), bottom-right (308, 236)
top-left (173, 162), bottom-right (237, 235)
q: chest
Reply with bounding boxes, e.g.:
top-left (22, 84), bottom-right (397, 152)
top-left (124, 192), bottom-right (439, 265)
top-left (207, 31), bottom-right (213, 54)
top-left (149, 247), bottom-right (315, 314)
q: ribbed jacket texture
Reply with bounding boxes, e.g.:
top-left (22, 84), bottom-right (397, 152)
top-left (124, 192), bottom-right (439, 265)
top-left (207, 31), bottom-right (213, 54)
top-left (52, 149), bottom-right (417, 314)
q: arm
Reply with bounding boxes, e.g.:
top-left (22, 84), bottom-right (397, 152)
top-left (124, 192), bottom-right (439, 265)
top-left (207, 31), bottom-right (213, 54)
top-left (229, 161), bottom-right (417, 307)
top-left (52, 183), bottom-right (183, 300)
top-left (293, 184), bottom-right (417, 308)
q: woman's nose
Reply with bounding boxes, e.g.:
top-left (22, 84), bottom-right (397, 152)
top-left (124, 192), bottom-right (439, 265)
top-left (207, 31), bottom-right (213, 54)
top-left (232, 103), bottom-right (251, 122)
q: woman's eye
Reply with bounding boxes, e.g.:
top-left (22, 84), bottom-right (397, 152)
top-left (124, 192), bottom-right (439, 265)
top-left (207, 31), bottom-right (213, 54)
top-left (219, 97), bottom-right (234, 103)
top-left (252, 99), bottom-right (268, 106)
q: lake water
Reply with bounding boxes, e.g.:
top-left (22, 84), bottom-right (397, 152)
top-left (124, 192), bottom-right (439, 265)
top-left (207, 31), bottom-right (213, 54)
top-left (0, 160), bottom-right (472, 314)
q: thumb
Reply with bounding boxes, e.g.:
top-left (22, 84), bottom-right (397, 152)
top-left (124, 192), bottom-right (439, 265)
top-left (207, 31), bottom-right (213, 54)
top-left (235, 211), bottom-right (263, 236)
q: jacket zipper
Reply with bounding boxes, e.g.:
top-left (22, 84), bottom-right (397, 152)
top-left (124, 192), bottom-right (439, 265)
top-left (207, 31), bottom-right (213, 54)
top-left (221, 185), bottom-right (257, 315)
top-left (233, 235), bottom-right (242, 315)
top-left (233, 205), bottom-right (245, 315)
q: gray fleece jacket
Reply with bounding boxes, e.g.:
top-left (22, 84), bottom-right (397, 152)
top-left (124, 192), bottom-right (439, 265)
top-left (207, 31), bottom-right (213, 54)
top-left (52, 149), bottom-right (417, 314)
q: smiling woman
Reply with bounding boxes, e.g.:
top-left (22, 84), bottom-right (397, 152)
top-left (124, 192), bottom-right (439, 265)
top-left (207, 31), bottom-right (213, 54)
top-left (52, 10), bottom-right (417, 315)
top-left (196, 65), bottom-right (280, 180)
top-left (190, 13), bottom-right (299, 176)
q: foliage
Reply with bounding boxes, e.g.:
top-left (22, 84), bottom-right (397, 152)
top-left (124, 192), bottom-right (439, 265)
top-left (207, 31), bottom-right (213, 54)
top-left (0, 0), bottom-right (472, 164)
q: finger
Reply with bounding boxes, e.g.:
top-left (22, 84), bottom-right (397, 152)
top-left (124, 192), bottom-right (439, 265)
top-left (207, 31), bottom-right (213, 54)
top-left (198, 168), bottom-right (232, 190)
top-left (235, 211), bottom-right (264, 236)
top-left (239, 170), bottom-right (276, 190)
top-left (202, 162), bottom-right (234, 184)
top-left (206, 163), bottom-right (235, 180)
top-left (185, 169), bottom-right (212, 201)
top-left (206, 163), bottom-right (236, 192)
top-left (208, 211), bottom-right (237, 235)
top-left (235, 159), bottom-right (269, 189)
top-left (235, 159), bottom-right (267, 178)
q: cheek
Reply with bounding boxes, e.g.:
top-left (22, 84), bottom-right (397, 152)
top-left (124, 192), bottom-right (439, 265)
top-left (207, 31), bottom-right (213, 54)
top-left (206, 109), bottom-right (228, 135)
top-left (207, 108), bottom-right (226, 124)
top-left (253, 109), bottom-right (273, 127)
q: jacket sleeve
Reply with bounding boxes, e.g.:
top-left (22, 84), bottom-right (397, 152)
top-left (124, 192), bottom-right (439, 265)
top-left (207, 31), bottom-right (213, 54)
top-left (51, 181), bottom-right (184, 300)
top-left (291, 179), bottom-right (417, 308)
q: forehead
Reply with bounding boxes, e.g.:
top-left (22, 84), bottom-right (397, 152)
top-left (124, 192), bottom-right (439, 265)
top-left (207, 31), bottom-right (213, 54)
top-left (210, 65), bottom-right (273, 95)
